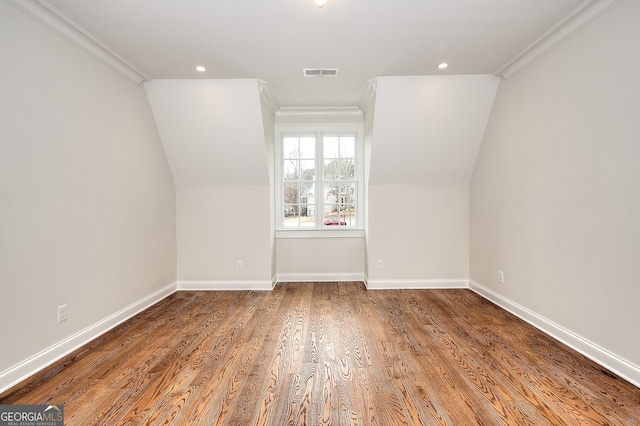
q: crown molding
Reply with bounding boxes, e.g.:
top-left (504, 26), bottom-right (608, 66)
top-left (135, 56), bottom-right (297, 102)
top-left (274, 106), bottom-right (364, 125)
top-left (7, 0), bottom-right (149, 84)
top-left (276, 106), bottom-right (363, 117)
top-left (257, 80), bottom-right (279, 114)
top-left (496, 0), bottom-right (623, 79)
top-left (359, 78), bottom-right (377, 113)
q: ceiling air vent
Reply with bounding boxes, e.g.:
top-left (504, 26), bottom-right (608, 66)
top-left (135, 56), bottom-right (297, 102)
top-left (303, 68), bottom-right (339, 77)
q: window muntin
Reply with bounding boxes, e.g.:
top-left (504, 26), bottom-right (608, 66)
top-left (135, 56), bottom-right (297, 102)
top-left (282, 136), bottom-right (316, 228)
top-left (276, 125), bottom-right (363, 232)
top-left (322, 136), bottom-right (356, 227)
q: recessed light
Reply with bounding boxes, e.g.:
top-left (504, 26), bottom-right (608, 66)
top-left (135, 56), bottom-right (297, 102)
top-left (195, 66), bottom-right (206, 72)
top-left (438, 63), bottom-right (449, 70)
top-left (315, 0), bottom-right (326, 8)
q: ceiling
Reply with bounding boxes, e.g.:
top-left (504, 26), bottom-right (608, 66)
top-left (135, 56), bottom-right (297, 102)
top-left (43, 0), bottom-right (585, 107)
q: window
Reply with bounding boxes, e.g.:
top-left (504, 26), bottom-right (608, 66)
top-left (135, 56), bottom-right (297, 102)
top-left (275, 124), bottom-right (364, 236)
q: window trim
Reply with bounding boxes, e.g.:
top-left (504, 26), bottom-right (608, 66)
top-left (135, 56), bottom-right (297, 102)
top-left (275, 123), bottom-right (365, 237)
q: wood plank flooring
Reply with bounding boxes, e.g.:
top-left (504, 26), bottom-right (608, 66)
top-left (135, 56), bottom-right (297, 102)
top-left (1, 282), bottom-right (639, 425)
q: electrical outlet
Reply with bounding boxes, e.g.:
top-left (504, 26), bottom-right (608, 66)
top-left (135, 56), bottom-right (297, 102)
top-left (57, 305), bottom-right (67, 323)
top-left (498, 270), bottom-right (504, 284)
top-left (377, 260), bottom-right (384, 269)
top-left (236, 260), bottom-right (244, 271)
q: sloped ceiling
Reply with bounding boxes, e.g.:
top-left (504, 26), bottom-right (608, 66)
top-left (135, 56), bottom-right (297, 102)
top-left (144, 79), bottom-right (269, 186)
top-left (369, 75), bottom-right (500, 185)
top-left (7, 0), bottom-right (621, 187)
top-left (39, 0), bottom-right (587, 106)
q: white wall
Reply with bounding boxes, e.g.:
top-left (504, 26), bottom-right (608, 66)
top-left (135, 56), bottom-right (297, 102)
top-left (276, 238), bottom-right (365, 282)
top-left (145, 79), bottom-right (273, 288)
top-left (260, 92), bottom-right (277, 282)
top-left (0, 1), bottom-right (176, 380)
top-left (369, 75), bottom-right (499, 185)
top-left (362, 89), bottom-right (376, 278)
top-left (470, 0), bottom-right (640, 370)
top-left (366, 185), bottom-right (469, 288)
top-left (176, 185), bottom-right (272, 287)
top-left (365, 75), bottom-right (497, 287)
top-left (144, 79), bottom-right (270, 187)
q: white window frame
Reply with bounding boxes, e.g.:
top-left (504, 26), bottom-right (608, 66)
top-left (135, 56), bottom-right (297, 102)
top-left (275, 123), bottom-right (365, 238)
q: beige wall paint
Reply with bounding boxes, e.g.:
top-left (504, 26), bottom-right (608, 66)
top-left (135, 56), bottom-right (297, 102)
top-left (146, 79), bottom-right (274, 286)
top-left (144, 79), bottom-right (270, 187)
top-left (0, 2), bottom-right (176, 372)
top-left (367, 184), bottom-right (469, 283)
top-left (364, 75), bottom-right (493, 287)
top-left (260, 96), bottom-right (277, 282)
top-left (363, 91), bottom-right (376, 278)
top-left (276, 238), bottom-right (365, 280)
top-left (177, 185), bottom-right (272, 283)
top-left (470, 0), bottom-right (640, 367)
top-left (369, 75), bottom-right (499, 185)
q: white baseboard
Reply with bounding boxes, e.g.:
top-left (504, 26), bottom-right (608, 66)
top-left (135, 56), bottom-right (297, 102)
top-left (0, 281), bottom-right (177, 394)
top-left (276, 273), bottom-right (365, 283)
top-left (365, 279), bottom-right (468, 290)
top-left (4, 279), bottom-right (637, 394)
top-left (469, 280), bottom-right (640, 388)
top-left (178, 280), bottom-right (275, 291)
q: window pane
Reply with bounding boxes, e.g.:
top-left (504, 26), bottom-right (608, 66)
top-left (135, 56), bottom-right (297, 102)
top-left (324, 203), bottom-right (355, 225)
top-left (284, 160), bottom-right (298, 181)
top-left (323, 214), bottom-right (345, 226)
top-left (299, 204), bottom-right (316, 227)
top-left (283, 137), bottom-right (299, 159)
top-left (300, 160), bottom-right (315, 181)
top-left (340, 204), bottom-right (356, 226)
top-left (299, 137), bottom-right (316, 159)
top-left (323, 137), bottom-right (339, 158)
top-left (323, 159), bottom-right (338, 179)
top-left (339, 158), bottom-right (355, 180)
top-left (321, 182), bottom-right (356, 227)
top-left (339, 137), bottom-right (355, 158)
top-left (283, 183), bottom-right (299, 204)
top-left (283, 213), bottom-right (300, 227)
top-left (283, 204), bottom-right (297, 217)
top-left (340, 182), bottom-right (356, 203)
top-left (324, 183), bottom-right (339, 205)
top-left (280, 128), bottom-right (360, 231)
top-left (299, 182), bottom-right (315, 202)
top-left (323, 204), bottom-right (355, 226)
top-left (284, 206), bottom-right (315, 229)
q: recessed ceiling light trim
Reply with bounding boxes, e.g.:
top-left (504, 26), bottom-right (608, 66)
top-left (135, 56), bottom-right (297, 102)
top-left (303, 68), bottom-right (339, 77)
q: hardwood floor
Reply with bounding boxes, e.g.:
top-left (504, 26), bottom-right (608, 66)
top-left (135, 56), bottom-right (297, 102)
top-left (1, 282), bottom-right (639, 425)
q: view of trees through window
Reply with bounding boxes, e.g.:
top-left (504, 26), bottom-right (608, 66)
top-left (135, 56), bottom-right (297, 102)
top-left (282, 134), bottom-right (357, 228)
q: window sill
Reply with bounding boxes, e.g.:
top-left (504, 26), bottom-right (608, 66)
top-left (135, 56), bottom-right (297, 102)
top-left (275, 229), bottom-right (365, 239)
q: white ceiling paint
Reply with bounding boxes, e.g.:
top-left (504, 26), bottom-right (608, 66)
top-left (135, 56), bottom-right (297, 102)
top-left (42, 0), bottom-right (585, 106)
top-left (369, 75), bottom-right (500, 185)
top-left (144, 79), bottom-right (269, 186)
top-left (9, 0), bottom-right (618, 188)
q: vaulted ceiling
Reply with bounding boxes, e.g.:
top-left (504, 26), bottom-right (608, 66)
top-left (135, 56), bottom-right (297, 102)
top-left (8, 0), bottom-right (615, 188)
top-left (40, 0), bottom-right (585, 106)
